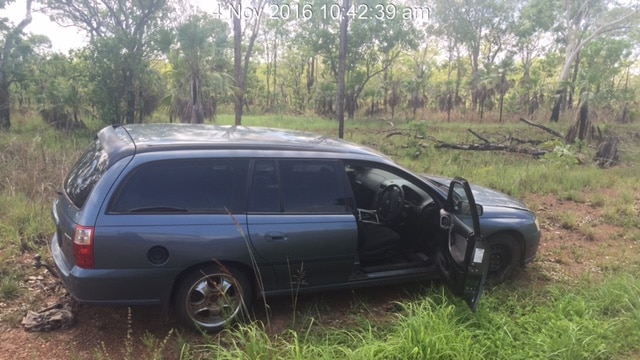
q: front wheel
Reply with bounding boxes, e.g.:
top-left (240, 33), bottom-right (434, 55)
top-left (485, 234), bottom-right (521, 285)
top-left (174, 264), bottom-right (252, 333)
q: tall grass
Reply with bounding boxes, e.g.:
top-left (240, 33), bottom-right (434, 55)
top-left (0, 120), bottom-right (88, 306)
top-left (185, 274), bottom-right (640, 359)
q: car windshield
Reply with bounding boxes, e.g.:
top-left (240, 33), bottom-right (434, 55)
top-left (422, 176), bottom-right (450, 193)
top-left (64, 138), bottom-right (110, 208)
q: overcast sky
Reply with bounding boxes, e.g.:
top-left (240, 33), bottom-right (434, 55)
top-left (1, 0), bottom-right (229, 53)
top-left (1, 1), bottom-right (87, 53)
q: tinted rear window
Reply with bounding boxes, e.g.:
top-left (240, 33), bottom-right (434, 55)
top-left (109, 159), bottom-right (249, 214)
top-left (64, 138), bottom-right (110, 208)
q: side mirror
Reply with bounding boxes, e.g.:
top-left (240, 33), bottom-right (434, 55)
top-left (476, 204), bottom-right (483, 216)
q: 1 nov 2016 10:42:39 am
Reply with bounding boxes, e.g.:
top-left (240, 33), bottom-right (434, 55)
top-left (208, 2), bottom-right (431, 21)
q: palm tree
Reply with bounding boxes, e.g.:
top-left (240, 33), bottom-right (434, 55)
top-left (162, 14), bottom-right (233, 123)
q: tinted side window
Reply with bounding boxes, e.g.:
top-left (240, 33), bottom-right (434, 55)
top-left (249, 160), bottom-right (281, 212)
top-left (110, 159), bottom-right (248, 214)
top-left (249, 159), bottom-right (348, 213)
top-left (64, 138), bottom-right (110, 208)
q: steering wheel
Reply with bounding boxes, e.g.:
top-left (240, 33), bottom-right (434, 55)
top-left (376, 183), bottom-right (405, 221)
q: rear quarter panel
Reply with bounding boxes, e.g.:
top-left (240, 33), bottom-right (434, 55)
top-left (93, 213), bottom-right (262, 303)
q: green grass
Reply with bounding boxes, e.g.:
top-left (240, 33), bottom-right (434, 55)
top-left (0, 273), bottom-right (20, 300)
top-left (182, 275), bottom-right (640, 359)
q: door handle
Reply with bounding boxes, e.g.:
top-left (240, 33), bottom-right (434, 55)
top-left (265, 232), bottom-right (288, 242)
top-left (440, 214), bottom-right (452, 230)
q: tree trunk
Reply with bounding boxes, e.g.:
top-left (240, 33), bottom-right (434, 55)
top-left (0, 78), bottom-right (10, 130)
top-left (498, 71), bottom-right (507, 123)
top-left (0, 0), bottom-right (33, 130)
top-left (306, 57), bottom-right (315, 95)
top-left (346, 92), bottom-right (356, 119)
top-left (336, 0), bottom-right (349, 139)
top-left (191, 74), bottom-right (203, 124)
top-left (233, 0), bottom-right (243, 126)
top-left (382, 67), bottom-right (388, 112)
top-left (123, 61), bottom-right (136, 124)
top-left (594, 137), bottom-right (619, 169)
top-left (567, 50), bottom-right (581, 110)
top-left (265, 41), bottom-right (271, 110)
top-left (272, 36), bottom-right (278, 110)
top-left (550, 89), bottom-right (565, 123)
top-left (232, 0), bottom-right (264, 125)
top-left (125, 83), bottom-right (136, 124)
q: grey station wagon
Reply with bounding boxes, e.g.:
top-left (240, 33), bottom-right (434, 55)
top-left (51, 124), bottom-right (541, 332)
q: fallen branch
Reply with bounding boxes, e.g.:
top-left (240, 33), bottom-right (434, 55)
top-left (385, 131), bottom-right (410, 138)
top-left (506, 136), bottom-right (544, 146)
top-left (519, 117), bottom-right (564, 139)
top-left (468, 129), bottom-right (491, 143)
top-left (435, 142), bottom-right (547, 157)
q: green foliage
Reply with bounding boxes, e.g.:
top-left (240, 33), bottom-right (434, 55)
top-left (0, 273), bottom-right (20, 300)
top-left (180, 276), bottom-right (640, 359)
top-left (541, 142), bottom-right (581, 167)
top-left (0, 0), bottom-right (635, 126)
top-left (40, 0), bottom-right (171, 125)
top-left (160, 14), bottom-right (233, 123)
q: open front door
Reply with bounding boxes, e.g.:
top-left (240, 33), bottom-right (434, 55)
top-left (437, 177), bottom-right (489, 311)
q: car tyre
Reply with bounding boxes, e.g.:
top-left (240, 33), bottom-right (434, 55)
top-left (174, 264), bottom-right (252, 333)
top-left (485, 234), bottom-right (521, 285)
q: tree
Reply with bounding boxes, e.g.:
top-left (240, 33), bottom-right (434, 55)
top-left (33, 52), bottom-right (91, 129)
top-left (302, 0), bottom-right (419, 120)
top-left (161, 14), bottom-right (231, 123)
top-left (513, 0), bottom-right (557, 113)
top-left (336, 0), bottom-right (350, 138)
top-left (433, 0), bottom-right (515, 112)
top-left (226, 0), bottom-right (266, 125)
top-left (277, 46), bottom-right (311, 113)
top-left (549, 0), bottom-right (639, 122)
top-left (261, 6), bottom-right (291, 112)
top-left (0, 0), bottom-right (32, 129)
top-left (44, 0), bottom-right (169, 124)
top-left (404, 44), bottom-right (433, 118)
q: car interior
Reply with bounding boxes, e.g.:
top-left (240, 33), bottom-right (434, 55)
top-left (345, 162), bottom-right (442, 272)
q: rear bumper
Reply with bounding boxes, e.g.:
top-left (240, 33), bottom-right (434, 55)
top-left (51, 233), bottom-right (170, 306)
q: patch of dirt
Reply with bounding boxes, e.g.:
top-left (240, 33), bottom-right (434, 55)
top-left (1, 191), bottom-right (638, 359)
top-left (526, 191), bottom-right (638, 284)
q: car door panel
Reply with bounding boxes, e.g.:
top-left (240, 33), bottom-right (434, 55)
top-left (437, 178), bottom-right (489, 311)
top-left (247, 214), bottom-right (358, 290)
top-left (246, 159), bottom-right (358, 291)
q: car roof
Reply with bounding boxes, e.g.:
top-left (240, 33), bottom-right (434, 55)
top-left (99, 123), bottom-right (388, 159)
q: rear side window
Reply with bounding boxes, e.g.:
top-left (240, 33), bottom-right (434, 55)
top-left (64, 138), bottom-right (110, 208)
top-left (109, 159), bottom-right (248, 214)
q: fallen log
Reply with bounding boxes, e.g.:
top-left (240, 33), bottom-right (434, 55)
top-left (435, 142), bottom-right (547, 157)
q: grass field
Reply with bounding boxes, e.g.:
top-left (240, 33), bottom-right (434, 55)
top-left (1, 113), bottom-right (639, 359)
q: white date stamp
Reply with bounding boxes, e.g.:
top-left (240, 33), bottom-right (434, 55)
top-left (208, 2), bottom-right (430, 21)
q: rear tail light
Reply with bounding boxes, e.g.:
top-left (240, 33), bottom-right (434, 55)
top-left (73, 226), bottom-right (95, 269)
